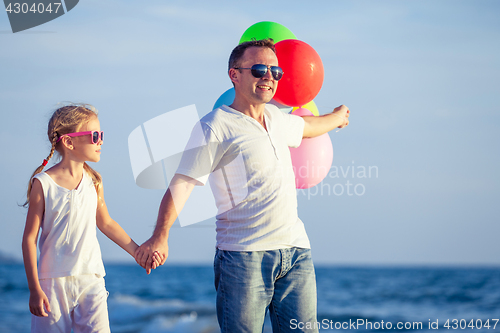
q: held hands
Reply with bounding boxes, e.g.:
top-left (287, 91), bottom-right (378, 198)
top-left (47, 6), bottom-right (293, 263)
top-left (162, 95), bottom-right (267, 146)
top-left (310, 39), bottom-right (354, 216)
top-left (332, 105), bottom-right (350, 129)
top-left (150, 251), bottom-right (163, 270)
top-left (134, 236), bottom-right (168, 274)
top-left (29, 288), bottom-right (51, 317)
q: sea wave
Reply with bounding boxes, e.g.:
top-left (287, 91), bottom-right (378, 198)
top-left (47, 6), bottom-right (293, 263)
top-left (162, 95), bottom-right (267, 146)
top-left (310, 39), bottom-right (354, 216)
top-left (108, 293), bottom-right (220, 333)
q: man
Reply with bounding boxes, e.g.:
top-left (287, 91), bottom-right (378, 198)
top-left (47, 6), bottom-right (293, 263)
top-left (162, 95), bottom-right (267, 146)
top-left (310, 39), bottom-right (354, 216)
top-left (135, 39), bottom-right (349, 332)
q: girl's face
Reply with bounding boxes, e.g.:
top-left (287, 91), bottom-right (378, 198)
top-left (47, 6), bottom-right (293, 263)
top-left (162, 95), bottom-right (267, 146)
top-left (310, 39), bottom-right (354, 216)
top-left (71, 117), bottom-right (103, 163)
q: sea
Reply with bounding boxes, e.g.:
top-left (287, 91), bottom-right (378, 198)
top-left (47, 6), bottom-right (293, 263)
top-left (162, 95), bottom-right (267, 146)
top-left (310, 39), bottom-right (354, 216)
top-left (1, 263), bottom-right (499, 332)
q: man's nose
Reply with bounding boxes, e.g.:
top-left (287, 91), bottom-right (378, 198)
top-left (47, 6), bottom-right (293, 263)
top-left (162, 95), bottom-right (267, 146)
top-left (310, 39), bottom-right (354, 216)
top-left (263, 66), bottom-right (273, 80)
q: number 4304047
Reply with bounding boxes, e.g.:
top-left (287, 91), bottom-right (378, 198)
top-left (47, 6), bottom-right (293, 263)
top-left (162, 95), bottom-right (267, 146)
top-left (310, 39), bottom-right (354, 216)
top-left (444, 319), bottom-right (498, 330)
top-left (5, 3), bottom-right (62, 14)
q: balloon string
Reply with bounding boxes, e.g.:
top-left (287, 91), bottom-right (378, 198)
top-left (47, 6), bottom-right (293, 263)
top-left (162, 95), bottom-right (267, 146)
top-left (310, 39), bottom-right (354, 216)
top-left (332, 113), bottom-right (347, 132)
top-left (317, 105), bottom-right (348, 133)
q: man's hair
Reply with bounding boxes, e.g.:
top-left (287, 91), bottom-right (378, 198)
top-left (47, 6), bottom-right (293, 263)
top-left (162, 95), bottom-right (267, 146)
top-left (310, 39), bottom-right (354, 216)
top-left (228, 38), bottom-right (276, 71)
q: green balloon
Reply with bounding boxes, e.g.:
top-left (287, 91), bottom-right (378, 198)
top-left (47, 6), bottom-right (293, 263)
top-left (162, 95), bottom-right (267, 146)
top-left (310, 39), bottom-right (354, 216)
top-left (239, 21), bottom-right (296, 44)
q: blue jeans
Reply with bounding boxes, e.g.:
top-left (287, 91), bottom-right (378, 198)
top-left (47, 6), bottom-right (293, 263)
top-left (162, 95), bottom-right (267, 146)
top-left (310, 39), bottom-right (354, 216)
top-left (214, 248), bottom-right (318, 333)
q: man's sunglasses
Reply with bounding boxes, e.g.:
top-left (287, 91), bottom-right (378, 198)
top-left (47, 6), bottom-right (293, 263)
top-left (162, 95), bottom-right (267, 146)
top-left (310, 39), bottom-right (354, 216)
top-left (234, 64), bottom-right (284, 81)
top-left (57, 131), bottom-right (104, 144)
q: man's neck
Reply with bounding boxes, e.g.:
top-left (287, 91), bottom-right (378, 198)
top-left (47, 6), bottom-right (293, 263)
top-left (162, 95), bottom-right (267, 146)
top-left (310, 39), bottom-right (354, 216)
top-left (229, 101), bottom-right (267, 130)
top-left (229, 99), bottom-right (266, 122)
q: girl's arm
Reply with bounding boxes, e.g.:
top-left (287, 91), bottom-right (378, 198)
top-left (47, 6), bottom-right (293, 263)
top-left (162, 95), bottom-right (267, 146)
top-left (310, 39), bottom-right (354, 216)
top-left (22, 179), bottom-right (51, 317)
top-left (95, 184), bottom-right (140, 258)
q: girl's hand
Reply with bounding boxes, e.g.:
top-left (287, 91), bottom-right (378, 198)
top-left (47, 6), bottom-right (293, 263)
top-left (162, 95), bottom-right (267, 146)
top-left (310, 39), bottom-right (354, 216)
top-left (135, 235), bottom-right (169, 274)
top-left (151, 251), bottom-right (165, 270)
top-left (29, 288), bottom-right (51, 317)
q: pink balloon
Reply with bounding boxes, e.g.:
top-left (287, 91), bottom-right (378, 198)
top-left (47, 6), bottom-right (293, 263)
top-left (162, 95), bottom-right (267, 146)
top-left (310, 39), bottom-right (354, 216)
top-left (289, 108), bottom-right (333, 189)
top-left (291, 107), bottom-right (314, 117)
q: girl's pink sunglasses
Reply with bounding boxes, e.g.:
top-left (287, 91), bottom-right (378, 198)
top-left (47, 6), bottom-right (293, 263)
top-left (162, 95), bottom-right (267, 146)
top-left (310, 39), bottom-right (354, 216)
top-left (57, 131), bottom-right (103, 144)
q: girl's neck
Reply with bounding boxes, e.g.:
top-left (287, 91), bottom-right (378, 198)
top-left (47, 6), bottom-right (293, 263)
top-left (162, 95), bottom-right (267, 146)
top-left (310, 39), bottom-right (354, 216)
top-left (44, 158), bottom-right (86, 191)
top-left (48, 158), bottom-right (85, 179)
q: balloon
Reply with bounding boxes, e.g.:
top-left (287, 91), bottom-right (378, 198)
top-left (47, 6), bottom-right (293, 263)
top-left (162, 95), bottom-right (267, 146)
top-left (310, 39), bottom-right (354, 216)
top-left (292, 100), bottom-right (319, 116)
top-left (274, 40), bottom-right (324, 107)
top-left (239, 21), bottom-right (296, 44)
top-left (267, 98), bottom-right (293, 114)
top-left (290, 108), bottom-right (333, 189)
top-left (213, 88), bottom-right (235, 110)
top-left (291, 107), bottom-right (314, 117)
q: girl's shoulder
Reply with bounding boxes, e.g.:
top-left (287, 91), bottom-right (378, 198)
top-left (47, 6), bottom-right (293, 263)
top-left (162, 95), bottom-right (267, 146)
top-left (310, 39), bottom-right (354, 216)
top-left (82, 170), bottom-right (96, 187)
top-left (33, 171), bottom-right (63, 191)
top-left (33, 171), bottom-right (49, 182)
top-left (40, 165), bottom-right (60, 182)
top-left (31, 172), bottom-right (51, 196)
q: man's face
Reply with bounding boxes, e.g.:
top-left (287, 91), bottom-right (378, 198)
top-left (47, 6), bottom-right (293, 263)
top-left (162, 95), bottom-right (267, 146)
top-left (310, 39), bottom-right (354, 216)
top-left (231, 46), bottom-right (279, 105)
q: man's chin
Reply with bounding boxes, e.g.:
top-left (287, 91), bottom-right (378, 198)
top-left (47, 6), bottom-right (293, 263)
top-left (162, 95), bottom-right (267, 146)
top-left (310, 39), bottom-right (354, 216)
top-left (261, 93), bottom-right (275, 104)
top-left (251, 91), bottom-right (275, 105)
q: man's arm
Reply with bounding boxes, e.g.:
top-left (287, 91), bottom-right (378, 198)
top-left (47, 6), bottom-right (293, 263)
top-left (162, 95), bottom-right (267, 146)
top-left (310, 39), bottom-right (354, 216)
top-left (302, 105), bottom-right (350, 138)
top-left (135, 174), bottom-right (197, 273)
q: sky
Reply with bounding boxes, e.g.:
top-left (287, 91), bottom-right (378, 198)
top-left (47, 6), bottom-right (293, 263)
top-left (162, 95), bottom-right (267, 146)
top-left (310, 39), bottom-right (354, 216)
top-left (1, 0), bottom-right (499, 266)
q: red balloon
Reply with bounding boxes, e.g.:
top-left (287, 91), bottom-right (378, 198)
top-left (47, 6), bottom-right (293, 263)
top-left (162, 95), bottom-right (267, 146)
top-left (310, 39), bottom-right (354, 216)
top-left (274, 40), bottom-right (324, 107)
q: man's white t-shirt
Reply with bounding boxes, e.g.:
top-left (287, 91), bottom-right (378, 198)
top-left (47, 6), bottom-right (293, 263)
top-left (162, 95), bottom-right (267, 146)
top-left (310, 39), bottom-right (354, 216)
top-left (176, 104), bottom-right (311, 251)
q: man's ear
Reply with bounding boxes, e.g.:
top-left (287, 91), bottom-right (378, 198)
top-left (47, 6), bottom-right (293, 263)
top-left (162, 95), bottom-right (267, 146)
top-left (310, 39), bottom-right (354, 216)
top-left (228, 68), bottom-right (239, 85)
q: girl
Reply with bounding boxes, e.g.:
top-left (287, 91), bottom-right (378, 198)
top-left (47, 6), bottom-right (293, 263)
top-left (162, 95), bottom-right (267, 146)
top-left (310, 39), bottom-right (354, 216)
top-left (22, 104), bottom-right (161, 332)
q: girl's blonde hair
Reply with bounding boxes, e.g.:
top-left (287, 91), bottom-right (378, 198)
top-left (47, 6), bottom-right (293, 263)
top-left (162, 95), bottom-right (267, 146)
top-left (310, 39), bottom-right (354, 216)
top-left (23, 103), bottom-right (102, 207)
